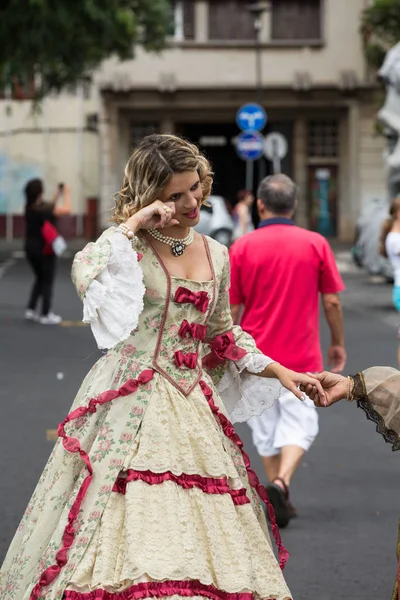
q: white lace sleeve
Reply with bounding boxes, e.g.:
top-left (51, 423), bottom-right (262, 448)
top-left (82, 232), bottom-right (145, 350)
top-left (216, 353), bottom-right (282, 423)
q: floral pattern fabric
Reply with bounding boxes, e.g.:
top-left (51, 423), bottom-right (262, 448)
top-left (0, 230), bottom-right (290, 600)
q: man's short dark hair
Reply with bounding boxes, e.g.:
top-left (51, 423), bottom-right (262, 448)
top-left (257, 174), bottom-right (297, 215)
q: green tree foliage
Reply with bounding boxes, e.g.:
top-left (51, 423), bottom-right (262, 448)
top-left (362, 0), bottom-right (400, 69)
top-left (0, 0), bottom-right (174, 95)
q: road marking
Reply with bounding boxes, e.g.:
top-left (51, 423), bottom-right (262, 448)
top-left (60, 320), bottom-right (89, 327)
top-left (46, 429), bottom-right (58, 441)
top-left (0, 257), bottom-right (16, 281)
top-left (334, 251), bottom-right (360, 275)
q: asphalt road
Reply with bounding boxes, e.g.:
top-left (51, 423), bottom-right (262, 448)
top-left (0, 253), bottom-right (399, 600)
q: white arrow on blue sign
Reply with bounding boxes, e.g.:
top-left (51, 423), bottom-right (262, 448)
top-left (236, 131), bottom-right (264, 161)
top-left (236, 103), bottom-right (267, 132)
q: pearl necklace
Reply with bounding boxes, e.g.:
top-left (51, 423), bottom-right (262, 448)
top-left (148, 228), bottom-right (194, 256)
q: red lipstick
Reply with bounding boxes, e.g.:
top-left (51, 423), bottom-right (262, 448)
top-left (185, 208), bottom-right (198, 219)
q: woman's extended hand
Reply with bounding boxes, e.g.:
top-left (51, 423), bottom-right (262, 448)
top-left (125, 201), bottom-right (179, 233)
top-left (266, 363), bottom-right (326, 404)
top-left (302, 371), bottom-right (348, 407)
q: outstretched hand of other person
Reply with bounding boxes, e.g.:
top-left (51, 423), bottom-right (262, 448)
top-left (301, 371), bottom-right (348, 407)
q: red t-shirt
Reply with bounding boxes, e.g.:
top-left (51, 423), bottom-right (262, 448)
top-left (229, 220), bottom-right (345, 372)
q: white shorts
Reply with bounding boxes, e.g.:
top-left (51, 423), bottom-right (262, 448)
top-left (247, 388), bottom-right (319, 457)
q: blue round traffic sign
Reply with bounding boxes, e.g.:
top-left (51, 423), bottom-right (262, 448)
top-left (236, 131), bottom-right (264, 161)
top-left (236, 103), bottom-right (267, 132)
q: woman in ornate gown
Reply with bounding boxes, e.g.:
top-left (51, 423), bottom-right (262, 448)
top-left (304, 368), bottom-right (400, 600)
top-left (0, 134), bottom-right (325, 600)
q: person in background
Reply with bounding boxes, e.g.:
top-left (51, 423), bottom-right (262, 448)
top-left (380, 196), bottom-right (400, 366)
top-left (24, 179), bottom-right (71, 324)
top-left (233, 189), bottom-right (254, 239)
top-left (229, 173), bottom-right (346, 527)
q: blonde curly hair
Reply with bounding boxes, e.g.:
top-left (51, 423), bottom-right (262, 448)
top-left (112, 134), bottom-right (213, 224)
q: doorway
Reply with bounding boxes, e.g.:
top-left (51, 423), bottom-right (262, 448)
top-left (178, 122), bottom-right (246, 208)
top-left (179, 120), bottom-right (293, 203)
top-left (308, 165), bottom-right (338, 237)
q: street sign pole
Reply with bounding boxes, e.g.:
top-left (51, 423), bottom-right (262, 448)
top-left (264, 132), bottom-right (288, 176)
top-left (236, 103), bottom-right (267, 193)
top-left (272, 155), bottom-right (281, 174)
top-left (246, 160), bottom-right (254, 191)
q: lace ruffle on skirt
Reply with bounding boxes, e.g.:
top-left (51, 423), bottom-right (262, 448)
top-left (65, 374), bottom-right (291, 600)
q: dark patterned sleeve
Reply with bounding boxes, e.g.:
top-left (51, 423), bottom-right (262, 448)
top-left (353, 367), bottom-right (400, 451)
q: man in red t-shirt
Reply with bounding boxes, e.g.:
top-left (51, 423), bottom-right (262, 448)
top-left (229, 173), bottom-right (346, 528)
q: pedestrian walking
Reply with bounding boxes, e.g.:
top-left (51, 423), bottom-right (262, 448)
top-left (380, 196), bottom-right (400, 366)
top-left (229, 173), bottom-right (346, 527)
top-left (24, 178), bottom-right (71, 324)
top-left (0, 135), bottom-right (325, 600)
top-left (233, 189), bottom-right (254, 239)
top-left (305, 366), bottom-right (400, 600)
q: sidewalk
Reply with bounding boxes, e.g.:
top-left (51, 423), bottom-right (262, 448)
top-left (0, 237), bottom-right (352, 254)
top-left (0, 238), bottom-right (87, 259)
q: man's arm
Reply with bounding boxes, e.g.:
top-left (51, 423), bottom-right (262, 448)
top-left (321, 293), bottom-right (346, 373)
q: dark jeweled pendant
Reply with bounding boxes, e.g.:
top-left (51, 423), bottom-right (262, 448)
top-left (172, 242), bottom-right (185, 257)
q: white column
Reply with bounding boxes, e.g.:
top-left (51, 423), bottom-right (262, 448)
top-left (195, 1), bottom-right (208, 43)
top-left (43, 96), bottom-right (50, 188)
top-left (293, 117), bottom-right (308, 229)
top-left (174, 1), bottom-right (184, 41)
top-left (339, 101), bottom-right (360, 241)
top-left (261, 2), bottom-right (272, 43)
top-left (98, 98), bottom-right (116, 230)
top-left (76, 83), bottom-right (85, 236)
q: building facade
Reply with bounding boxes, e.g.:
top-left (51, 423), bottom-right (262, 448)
top-left (0, 0), bottom-right (386, 241)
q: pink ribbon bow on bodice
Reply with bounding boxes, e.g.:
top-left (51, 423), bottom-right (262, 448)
top-left (179, 320), bottom-right (207, 341)
top-left (202, 331), bottom-right (247, 369)
top-left (174, 287), bottom-right (209, 314)
top-left (174, 351), bottom-right (198, 369)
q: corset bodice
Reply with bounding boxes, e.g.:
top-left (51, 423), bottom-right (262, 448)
top-left (110, 234), bottom-right (222, 396)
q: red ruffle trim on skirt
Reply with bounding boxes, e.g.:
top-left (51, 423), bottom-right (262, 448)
top-left (63, 579), bottom-right (258, 600)
top-left (112, 469), bottom-right (250, 505)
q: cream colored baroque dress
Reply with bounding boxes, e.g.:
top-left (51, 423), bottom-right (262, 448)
top-left (0, 227), bottom-right (292, 600)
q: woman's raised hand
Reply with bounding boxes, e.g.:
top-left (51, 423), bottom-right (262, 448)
top-left (125, 201), bottom-right (179, 233)
top-left (269, 364), bottom-right (326, 404)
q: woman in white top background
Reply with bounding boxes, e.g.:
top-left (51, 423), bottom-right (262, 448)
top-left (380, 196), bottom-right (400, 365)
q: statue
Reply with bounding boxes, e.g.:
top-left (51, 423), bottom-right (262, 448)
top-left (378, 41), bottom-right (400, 199)
top-left (352, 43), bottom-right (400, 279)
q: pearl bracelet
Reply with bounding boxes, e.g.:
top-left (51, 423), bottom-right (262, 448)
top-left (118, 223), bottom-right (135, 239)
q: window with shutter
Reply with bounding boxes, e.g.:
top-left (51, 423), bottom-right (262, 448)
top-left (271, 0), bottom-right (322, 41)
top-left (209, 0), bottom-right (255, 40)
top-left (308, 120), bottom-right (339, 158)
